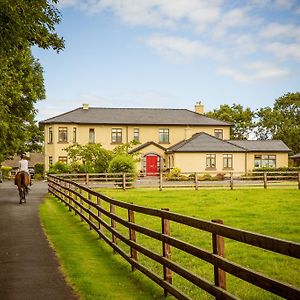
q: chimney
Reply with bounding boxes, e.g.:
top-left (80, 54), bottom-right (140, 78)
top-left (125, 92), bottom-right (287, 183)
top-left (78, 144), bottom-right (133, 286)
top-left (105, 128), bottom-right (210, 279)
top-left (194, 101), bottom-right (204, 114)
top-left (82, 103), bottom-right (89, 110)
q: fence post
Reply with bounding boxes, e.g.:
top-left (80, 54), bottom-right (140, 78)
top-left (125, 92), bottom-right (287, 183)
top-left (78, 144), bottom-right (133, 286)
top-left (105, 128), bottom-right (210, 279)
top-left (195, 172), bottom-right (198, 190)
top-left (122, 173), bottom-right (126, 190)
top-left (230, 172), bottom-right (233, 190)
top-left (110, 203), bottom-right (117, 252)
top-left (159, 171), bottom-right (163, 191)
top-left (68, 182), bottom-right (72, 211)
top-left (97, 196), bottom-right (102, 238)
top-left (79, 188), bottom-right (83, 222)
top-left (85, 173), bottom-right (89, 185)
top-left (298, 172), bottom-right (300, 190)
top-left (88, 192), bottom-right (92, 230)
top-left (128, 203), bottom-right (138, 271)
top-left (211, 219), bottom-right (226, 295)
top-left (74, 186), bottom-right (77, 215)
top-left (263, 172), bottom-right (267, 189)
top-left (161, 208), bottom-right (172, 296)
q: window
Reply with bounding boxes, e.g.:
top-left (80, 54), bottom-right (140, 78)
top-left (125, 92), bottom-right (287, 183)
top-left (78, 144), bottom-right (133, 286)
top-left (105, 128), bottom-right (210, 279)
top-left (48, 127), bottom-right (53, 143)
top-left (254, 155), bottom-right (276, 168)
top-left (159, 128), bottom-right (169, 143)
top-left (111, 128), bottom-right (122, 144)
top-left (73, 127), bottom-right (77, 143)
top-left (49, 156), bottom-right (53, 166)
top-left (133, 128), bottom-right (139, 142)
top-left (89, 128), bottom-right (95, 143)
top-left (223, 154), bottom-right (233, 169)
top-left (58, 127), bottom-right (68, 143)
top-left (206, 154), bottom-right (216, 168)
top-left (58, 156), bottom-right (68, 164)
top-left (214, 129), bottom-right (223, 139)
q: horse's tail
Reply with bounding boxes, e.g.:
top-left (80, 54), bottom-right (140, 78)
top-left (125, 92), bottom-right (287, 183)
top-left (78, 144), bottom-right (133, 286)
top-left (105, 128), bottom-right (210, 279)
top-left (21, 172), bottom-right (26, 187)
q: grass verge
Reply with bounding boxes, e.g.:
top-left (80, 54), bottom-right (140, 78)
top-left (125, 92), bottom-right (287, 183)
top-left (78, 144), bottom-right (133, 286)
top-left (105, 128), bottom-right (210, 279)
top-left (40, 195), bottom-right (170, 300)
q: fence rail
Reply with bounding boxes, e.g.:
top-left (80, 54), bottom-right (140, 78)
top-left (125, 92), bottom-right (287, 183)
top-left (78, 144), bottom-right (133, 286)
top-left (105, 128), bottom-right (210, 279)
top-left (48, 175), bottom-right (300, 300)
top-left (51, 171), bottom-right (300, 190)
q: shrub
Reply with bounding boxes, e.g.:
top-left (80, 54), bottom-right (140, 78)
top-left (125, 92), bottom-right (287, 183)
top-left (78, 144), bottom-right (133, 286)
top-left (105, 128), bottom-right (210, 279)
top-left (214, 173), bottom-right (225, 181)
top-left (33, 173), bottom-right (43, 180)
top-left (198, 174), bottom-right (213, 181)
top-left (34, 163), bottom-right (44, 176)
top-left (108, 155), bottom-right (136, 187)
top-left (0, 166), bottom-right (12, 179)
top-left (108, 155), bottom-right (136, 174)
top-left (48, 162), bottom-right (71, 174)
top-left (166, 168), bottom-right (190, 181)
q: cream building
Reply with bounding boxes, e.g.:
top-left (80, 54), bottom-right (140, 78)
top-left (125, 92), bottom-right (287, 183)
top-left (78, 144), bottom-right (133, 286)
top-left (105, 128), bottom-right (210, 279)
top-left (40, 103), bottom-right (290, 174)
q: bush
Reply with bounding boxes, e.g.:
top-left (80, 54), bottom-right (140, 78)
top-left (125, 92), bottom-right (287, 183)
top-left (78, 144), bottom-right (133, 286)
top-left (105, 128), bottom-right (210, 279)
top-left (108, 155), bottom-right (136, 174)
top-left (33, 173), bottom-right (43, 180)
top-left (48, 162), bottom-right (71, 174)
top-left (108, 155), bottom-right (136, 187)
top-left (246, 167), bottom-right (300, 180)
top-left (166, 168), bottom-right (190, 181)
top-left (0, 166), bottom-right (12, 179)
top-left (34, 163), bottom-right (44, 176)
top-left (214, 173), bottom-right (225, 181)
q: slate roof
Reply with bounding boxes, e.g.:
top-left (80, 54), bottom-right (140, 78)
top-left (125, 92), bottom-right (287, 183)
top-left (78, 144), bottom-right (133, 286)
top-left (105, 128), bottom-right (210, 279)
top-left (229, 140), bottom-right (291, 152)
top-left (167, 132), bottom-right (246, 153)
top-left (167, 133), bottom-right (290, 153)
top-left (129, 142), bottom-right (166, 154)
top-left (39, 107), bottom-right (231, 126)
top-left (290, 153), bottom-right (300, 159)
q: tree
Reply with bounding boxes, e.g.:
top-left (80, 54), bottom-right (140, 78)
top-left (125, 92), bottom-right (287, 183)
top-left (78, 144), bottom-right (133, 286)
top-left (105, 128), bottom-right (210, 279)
top-left (0, 0), bottom-right (64, 55)
top-left (255, 92), bottom-right (300, 154)
top-left (64, 144), bottom-right (113, 173)
top-left (0, 0), bottom-right (64, 162)
top-left (205, 104), bottom-right (255, 139)
top-left (0, 49), bottom-right (45, 162)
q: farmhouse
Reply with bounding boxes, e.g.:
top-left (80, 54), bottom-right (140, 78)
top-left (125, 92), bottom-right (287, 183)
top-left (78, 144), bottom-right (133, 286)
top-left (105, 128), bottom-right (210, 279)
top-left (40, 103), bottom-right (290, 174)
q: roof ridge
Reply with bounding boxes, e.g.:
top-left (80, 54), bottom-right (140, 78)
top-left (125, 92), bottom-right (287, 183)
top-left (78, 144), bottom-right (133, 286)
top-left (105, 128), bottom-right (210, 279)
top-left (185, 109), bottom-right (232, 126)
top-left (226, 139), bottom-right (249, 150)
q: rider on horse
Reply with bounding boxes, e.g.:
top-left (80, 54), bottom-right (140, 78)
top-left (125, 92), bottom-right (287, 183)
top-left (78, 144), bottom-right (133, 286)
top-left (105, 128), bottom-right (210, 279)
top-left (14, 154), bottom-right (31, 188)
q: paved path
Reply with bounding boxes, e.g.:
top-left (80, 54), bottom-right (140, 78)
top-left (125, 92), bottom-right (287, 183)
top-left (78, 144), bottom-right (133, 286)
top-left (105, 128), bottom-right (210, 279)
top-left (0, 181), bottom-right (77, 300)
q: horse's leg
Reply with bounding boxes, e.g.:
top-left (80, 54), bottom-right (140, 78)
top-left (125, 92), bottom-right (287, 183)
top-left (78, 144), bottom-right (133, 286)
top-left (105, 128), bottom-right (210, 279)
top-left (23, 187), bottom-right (26, 203)
top-left (18, 187), bottom-right (23, 204)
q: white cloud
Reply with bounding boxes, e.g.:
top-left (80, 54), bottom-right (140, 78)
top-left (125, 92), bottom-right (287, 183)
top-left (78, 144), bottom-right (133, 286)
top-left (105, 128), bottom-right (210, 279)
top-left (260, 22), bottom-right (300, 41)
top-left (145, 34), bottom-right (223, 63)
top-left (265, 42), bottom-right (300, 61)
top-left (218, 62), bottom-right (290, 83)
top-left (56, 0), bottom-right (300, 83)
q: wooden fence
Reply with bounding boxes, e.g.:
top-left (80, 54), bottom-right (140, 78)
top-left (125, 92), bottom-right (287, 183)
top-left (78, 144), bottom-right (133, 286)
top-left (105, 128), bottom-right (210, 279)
top-left (51, 171), bottom-right (300, 190)
top-left (47, 175), bottom-right (300, 300)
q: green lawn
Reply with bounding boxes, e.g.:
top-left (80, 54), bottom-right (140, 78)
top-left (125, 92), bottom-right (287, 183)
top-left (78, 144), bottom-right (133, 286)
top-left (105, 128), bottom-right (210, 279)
top-left (41, 189), bottom-right (300, 300)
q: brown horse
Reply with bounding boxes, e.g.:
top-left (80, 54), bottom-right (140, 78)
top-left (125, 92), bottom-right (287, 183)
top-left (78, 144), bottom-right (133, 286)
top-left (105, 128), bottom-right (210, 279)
top-left (15, 172), bottom-right (30, 204)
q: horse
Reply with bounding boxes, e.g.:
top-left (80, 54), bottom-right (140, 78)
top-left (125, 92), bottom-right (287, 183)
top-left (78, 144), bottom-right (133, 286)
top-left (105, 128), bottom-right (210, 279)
top-left (15, 171), bottom-right (30, 204)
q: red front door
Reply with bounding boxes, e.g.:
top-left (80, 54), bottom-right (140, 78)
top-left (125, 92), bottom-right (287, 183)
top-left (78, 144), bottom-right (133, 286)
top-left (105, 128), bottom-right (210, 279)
top-left (146, 155), bottom-right (159, 175)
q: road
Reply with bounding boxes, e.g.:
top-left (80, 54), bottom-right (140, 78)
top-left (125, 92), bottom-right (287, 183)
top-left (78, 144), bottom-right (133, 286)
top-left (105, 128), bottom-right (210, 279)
top-left (0, 181), bottom-right (77, 300)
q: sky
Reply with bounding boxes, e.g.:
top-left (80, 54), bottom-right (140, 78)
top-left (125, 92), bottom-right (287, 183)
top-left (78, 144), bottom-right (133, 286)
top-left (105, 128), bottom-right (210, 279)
top-left (32, 0), bottom-right (300, 121)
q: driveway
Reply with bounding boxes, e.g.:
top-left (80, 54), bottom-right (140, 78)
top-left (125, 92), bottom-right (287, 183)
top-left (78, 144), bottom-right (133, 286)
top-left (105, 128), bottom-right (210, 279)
top-left (0, 180), bottom-right (77, 300)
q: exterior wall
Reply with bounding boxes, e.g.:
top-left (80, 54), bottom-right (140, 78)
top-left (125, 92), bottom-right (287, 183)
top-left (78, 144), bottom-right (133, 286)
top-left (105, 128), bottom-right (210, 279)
top-left (246, 152), bottom-right (288, 172)
top-left (170, 152), bottom-right (247, 173)
top-left (43, 123), bottom-right (230, 170)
